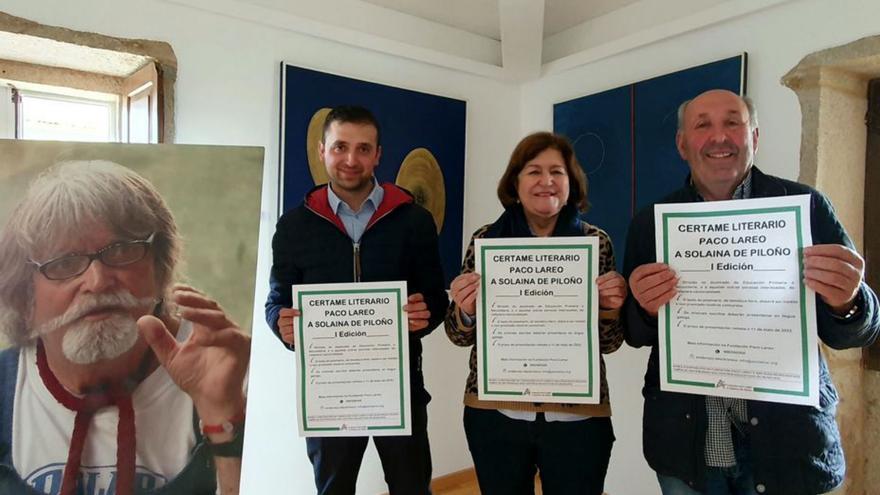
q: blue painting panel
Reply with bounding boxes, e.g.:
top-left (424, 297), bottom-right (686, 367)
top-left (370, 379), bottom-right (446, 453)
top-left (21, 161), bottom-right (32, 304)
top-left (554, 55), bottom-right (745, 270)
top-left (553, 85), bottom-right (632, 266)
top-left (280, 64), bottom-right (466, 286)
top-left (633, 56), bottom-right (745, 211)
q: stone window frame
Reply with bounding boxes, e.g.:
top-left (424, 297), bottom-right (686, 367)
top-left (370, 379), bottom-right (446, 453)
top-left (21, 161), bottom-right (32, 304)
top-left (0, 11), bottom-right (177, 143)
top-left (782, 35), bottom-right (880, 371)
top-left (782, 35), bottom-right (880, 494)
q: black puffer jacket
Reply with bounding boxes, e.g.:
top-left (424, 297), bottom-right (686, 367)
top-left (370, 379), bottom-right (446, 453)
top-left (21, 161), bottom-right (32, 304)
top-left (265, 183), bottom-right (449, 403)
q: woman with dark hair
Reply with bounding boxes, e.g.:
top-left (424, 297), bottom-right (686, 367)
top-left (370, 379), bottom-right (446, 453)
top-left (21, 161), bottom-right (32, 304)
top-left (445, 132), bottom-right (626, 494)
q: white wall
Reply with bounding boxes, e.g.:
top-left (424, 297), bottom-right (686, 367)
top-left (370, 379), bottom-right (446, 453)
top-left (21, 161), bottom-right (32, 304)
top-left (0, 1), bottom-right (519, 494)
top-left (4, 0), bottom-right (879, 494)
top-left (521, 0), bottom-right (880, 493)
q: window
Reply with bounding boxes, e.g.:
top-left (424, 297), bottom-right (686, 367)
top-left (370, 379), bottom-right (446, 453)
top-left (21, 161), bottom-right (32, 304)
top-left (0, 13), bottom-right (175, 144)
top-left (1, 65), bottom-right (162, 144)
top-left (11, 84), bottom-right (118, 142)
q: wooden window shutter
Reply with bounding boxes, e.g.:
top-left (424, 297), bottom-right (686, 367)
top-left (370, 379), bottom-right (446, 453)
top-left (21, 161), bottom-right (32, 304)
top-left (864, 79), bottom-right (879, 370)
top-left (121, 61), bottom-right (162, 143)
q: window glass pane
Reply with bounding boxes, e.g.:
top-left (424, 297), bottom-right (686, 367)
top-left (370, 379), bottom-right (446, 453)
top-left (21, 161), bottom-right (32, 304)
top-left (20, 93), bottom-right (114, 142)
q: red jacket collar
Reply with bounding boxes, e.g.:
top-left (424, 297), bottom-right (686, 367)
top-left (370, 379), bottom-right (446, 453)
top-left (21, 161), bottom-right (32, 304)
top-left (304, 183), bottom-right (414, 235)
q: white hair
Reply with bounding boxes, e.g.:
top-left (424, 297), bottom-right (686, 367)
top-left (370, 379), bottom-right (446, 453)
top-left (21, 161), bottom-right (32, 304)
top-left (0, 160), bottom-right (181, 345)
top-left (677, 93), bottom-right (759, 130)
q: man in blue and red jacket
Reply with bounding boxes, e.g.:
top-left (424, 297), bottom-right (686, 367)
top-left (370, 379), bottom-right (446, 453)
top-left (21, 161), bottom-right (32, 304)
top-left (265, 105), bottom-right (448, 495)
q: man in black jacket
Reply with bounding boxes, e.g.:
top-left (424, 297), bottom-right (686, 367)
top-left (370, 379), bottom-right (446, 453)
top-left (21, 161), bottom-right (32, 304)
top-left (265, 106), bottom-right (448, 495)
top-left (623, 89), bottom-right (879, 494)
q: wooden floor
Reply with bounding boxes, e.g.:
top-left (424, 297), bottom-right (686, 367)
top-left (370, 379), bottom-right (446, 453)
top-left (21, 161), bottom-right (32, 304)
top-left (429, 468), bottom-right (542, 495)
top-left (431, 468), bottom-right (481, 495)
top-left (430, 469), bottom-right (481, 495)
top-left (380, 468), bottom-right (540, 495)
top-left (429, 468), bottom-right (610, 495)
top-left (384, 468), bottom-right (609, 495)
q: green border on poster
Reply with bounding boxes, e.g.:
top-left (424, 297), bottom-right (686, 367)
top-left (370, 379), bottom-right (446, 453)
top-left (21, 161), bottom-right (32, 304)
top-left (478, 244), bottom-right (595, 398)
top-left (660, 206), bottom-right (809, 396)
top-left (297, 287), bottom-right (406, 432)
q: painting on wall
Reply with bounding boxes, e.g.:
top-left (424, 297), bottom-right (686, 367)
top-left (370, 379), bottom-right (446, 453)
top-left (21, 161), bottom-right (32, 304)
top-left (553, 54), bottom-right (747, 269)
top-left (279, 63), bottom-right (467, 286)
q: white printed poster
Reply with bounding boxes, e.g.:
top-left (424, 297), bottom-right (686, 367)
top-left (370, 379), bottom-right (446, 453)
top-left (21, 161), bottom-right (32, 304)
top-left (654, 195), bottom-right (818, 406)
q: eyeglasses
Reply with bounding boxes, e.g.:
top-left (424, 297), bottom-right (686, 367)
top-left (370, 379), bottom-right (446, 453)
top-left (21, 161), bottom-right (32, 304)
top-left (30, 233), bottom-right (156, 281)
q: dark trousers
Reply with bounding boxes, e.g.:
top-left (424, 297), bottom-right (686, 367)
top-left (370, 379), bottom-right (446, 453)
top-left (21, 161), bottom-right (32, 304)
top-left (306, 399), bottom-right (431, 495)
top-left (658, 431), bottom-right (758, 495)
top-left (463, 406), bottom-right (614, 495)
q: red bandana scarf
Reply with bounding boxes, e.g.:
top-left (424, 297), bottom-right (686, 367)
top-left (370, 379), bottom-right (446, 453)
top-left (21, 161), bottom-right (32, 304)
top-left (35, 341), bottom-right (136, 495)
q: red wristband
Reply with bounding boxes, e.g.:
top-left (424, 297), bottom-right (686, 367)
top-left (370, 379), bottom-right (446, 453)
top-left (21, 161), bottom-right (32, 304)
top-left (199, 412), bottom-right (245, 435)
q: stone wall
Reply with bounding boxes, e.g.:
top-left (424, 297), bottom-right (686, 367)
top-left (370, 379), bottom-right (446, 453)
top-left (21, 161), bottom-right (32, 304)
top-left (783, 35), bottom-right (880, 495)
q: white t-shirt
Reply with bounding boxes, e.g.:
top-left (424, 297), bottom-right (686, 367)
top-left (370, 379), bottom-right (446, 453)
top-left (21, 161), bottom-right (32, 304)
top-left (12, 325), bottom-right (196, 495)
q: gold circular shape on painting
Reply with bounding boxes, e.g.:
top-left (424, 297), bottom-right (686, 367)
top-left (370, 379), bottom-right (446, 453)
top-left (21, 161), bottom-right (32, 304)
top-left (306, 107), bottom-right (331, 185)
top-left (396, 148), bottom-right (445, 232)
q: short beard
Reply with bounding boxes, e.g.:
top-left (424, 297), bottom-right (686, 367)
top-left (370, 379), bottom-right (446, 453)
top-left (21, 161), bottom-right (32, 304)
top-left (62, 313), bottom-right (140, 364)
top-left (31, 291), bottom-right (156, 365)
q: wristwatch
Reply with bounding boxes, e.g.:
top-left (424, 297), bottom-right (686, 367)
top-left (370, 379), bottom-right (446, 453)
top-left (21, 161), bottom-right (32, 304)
top-left (831, 292), bottom-right (863, 321)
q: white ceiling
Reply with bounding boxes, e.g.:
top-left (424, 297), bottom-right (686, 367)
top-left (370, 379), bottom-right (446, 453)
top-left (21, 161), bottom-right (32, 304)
top-left (361, 0), bottom-right (502, 40)
top-left (184, 0), bottom-right (791, 81)
top-left (361, 0), bottom-right (645, 40)
top-left (3, 0), bottom-right (796, 83)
